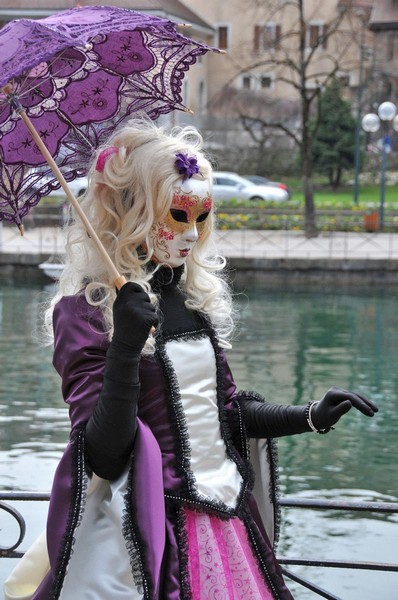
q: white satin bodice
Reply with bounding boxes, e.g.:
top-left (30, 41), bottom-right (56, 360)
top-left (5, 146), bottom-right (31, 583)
top-left (165, 336), bottom-right (243, 508)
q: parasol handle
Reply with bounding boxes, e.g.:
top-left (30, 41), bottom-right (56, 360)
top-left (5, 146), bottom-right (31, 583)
top-left (17, 108), bottom-right (127, 290)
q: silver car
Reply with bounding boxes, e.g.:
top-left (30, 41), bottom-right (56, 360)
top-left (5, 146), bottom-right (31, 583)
top-left (212, 171), bottom-right (289, 202)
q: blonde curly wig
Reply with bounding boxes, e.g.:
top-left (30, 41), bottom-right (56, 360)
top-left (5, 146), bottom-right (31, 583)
top-left (44, 118), bottom-right (235, 353)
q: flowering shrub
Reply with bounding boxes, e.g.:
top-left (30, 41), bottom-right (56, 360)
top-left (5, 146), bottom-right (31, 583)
top-left (215, 200), bottom-right (398, 232)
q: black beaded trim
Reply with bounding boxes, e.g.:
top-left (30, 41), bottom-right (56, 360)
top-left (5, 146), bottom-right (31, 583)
top-left (50, 425), bottom-right (87, 599)
top-left (209, 327), bottom-right (254, 516)
top-left (155, 326), bottom-right (253, 519)
top-left (164, 492), bottom-right (236, 519)
top-left (267, 436), bottom-right (281, 549)
top-left (242, 512), bottom-right (282, 600)
top-left (236, 390), bottom-right (282, 548)
top-left (227, 396), bottom-right (250, 460)
top-left (155, 331), bottom-right (200, 499)
top-left (122, 457), bottom-right (153, 599)
top-left (236, 391), bottom-right (281, 548)
top-left (175, 506), bottom-right (191, 600)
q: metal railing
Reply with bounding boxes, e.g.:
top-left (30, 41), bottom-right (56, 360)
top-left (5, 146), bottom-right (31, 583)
top-left (1, 491), bottom-right (397, 597)
top-left (7, 206), bottom-right (398, 232)
top-left (277, 497), bottom-right (398, 599)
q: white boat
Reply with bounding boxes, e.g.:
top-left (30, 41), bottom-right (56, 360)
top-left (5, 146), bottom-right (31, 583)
top-left (38, 261), bottom-right (64, 280)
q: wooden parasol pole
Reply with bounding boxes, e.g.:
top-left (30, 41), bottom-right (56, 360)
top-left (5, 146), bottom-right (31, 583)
top-left (3, 85), bottom-right (126, 290)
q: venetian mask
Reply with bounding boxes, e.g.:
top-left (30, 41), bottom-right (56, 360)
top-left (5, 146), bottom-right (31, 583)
top-left (149, 178), bottom-right (212, 267)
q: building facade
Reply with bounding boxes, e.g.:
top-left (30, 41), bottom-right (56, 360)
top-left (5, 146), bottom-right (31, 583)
top-left (0, 1), bottom-right (397, 166)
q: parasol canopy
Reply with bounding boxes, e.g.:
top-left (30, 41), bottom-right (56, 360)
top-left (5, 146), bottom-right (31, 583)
top-left (0, 5), bottom-right (218, 285)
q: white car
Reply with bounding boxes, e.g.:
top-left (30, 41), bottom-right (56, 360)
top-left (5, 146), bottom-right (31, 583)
top-left (27, 169), bottom-right (88, 198)
top-left (212, 171), bottom-right (289, 202)
top-left (47, 175), bottom-right (88, 198)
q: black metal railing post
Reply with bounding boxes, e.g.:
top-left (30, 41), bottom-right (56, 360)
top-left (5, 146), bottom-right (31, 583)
top-left (1, 492), bottom-right (397, 597)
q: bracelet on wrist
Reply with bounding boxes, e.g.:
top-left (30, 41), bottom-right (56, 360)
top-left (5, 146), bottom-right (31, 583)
top-left (305, 401), bottom-right (334, 434)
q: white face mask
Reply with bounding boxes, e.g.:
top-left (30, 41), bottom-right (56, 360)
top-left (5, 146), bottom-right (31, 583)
top-left (149, 178), bottom-right (213, 268)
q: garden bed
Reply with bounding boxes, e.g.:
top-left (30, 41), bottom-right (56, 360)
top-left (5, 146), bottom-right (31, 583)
top-left (216, 205), bottom-right (398, 232)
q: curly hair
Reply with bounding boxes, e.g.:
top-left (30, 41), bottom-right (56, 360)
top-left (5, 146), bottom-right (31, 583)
top-left (44, 118), bottom-right (235, 353)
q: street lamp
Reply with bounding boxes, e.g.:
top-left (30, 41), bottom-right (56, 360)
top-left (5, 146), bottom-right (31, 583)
top-left (361, 101), bottom-right (398, 230)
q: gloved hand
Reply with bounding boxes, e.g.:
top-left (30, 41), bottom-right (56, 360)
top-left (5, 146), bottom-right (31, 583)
top-left (310, 387), bottom-right (378, 432)
top-left (112, 281), bottom-right (158, 358)
top-left (85, 283), bottom-right (158, 480)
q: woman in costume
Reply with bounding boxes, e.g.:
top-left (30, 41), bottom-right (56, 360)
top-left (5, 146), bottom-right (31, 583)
top-left (5, 120), bottom-right (377, 600)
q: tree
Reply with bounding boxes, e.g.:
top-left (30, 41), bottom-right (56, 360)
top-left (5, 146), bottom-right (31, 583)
top-left (311, 80), bottom-right (356, 188)
top-left (212, 0), bottom-right (372, 236)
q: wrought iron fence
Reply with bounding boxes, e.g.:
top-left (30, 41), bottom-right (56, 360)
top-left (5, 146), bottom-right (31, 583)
top-left (1, 491), bottom-right (397, 598)
top-left (277, 497), bottom-right (398, 599)
top-left (4, 205), bottom-right (398, 232)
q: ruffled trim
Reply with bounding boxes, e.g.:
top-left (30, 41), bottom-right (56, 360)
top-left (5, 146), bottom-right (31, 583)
top-left (226, 395), bottom-right (250, 460)
top-left (50, 425), bottom-right (87, 599)
top-left (155, 332), bottom-right (195, 499)
top-left (122, 459), bottom-right (153, 599)
top-left (241, 512), bottom-right (283, 600)
top-left (235, 391), bottom-right (281, 548)
top-left (155, 327), bottom-right (253, 519)
top-left (175, 506), bottom-right (191, 600)
top-left (267, 437), bottom-right (281, 548)
top-left (160, 327), bottom-right (209, 343)
top-left (209, 328), bottom-right (254, 517)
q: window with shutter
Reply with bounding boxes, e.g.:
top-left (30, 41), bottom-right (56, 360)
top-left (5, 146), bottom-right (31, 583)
top-left (218, 26), bottom-right (229, 50)
top-left (306, 23), bottom-right (328, 49)
top-left (253, 23), bottom-right (281, 52)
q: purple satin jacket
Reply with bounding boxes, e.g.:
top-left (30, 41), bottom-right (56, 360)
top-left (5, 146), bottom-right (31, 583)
top-left (31, 293), bottom-right (292, 600)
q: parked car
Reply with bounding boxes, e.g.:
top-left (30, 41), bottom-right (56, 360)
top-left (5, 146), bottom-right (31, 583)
top-left (212, 171), bottom-right (289, 202)
top-left (243, 174), bottom-right (292, 200)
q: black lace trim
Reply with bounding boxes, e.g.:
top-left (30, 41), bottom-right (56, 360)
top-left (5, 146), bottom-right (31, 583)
top-left (241, 511), bottom-right (283, 600)
top-left (267, 436), bottom-right (281, 548)
top-left (50, 425), bottom-right (87, 599)
top-left (122, 456), bottom-right (153, 600)
top-left (236, 390), bottom-right (281, 549)
top-left (165, 492), bottom-right (236, 519)
top-left (209, 328), bottom-right (254, 517)
top-left (155, 326), bottom-right (253, 519)
top-left (227, 396), bottom-right (250, 460)
top-left (159, 326), bottom-right (209, 344)
top-left (175, 506), bottom-right (191, 600)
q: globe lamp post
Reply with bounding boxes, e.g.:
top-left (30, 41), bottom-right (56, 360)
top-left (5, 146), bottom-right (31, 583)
top-left (362, 101), bottom-right (398, 231)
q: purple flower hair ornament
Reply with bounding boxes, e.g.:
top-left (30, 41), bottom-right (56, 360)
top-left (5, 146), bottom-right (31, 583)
top-left (174, 152), bottom-right (200, 180)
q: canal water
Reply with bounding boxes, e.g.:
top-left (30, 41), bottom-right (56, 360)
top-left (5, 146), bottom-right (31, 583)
top-left (0, 281), bottom-right (397, 598)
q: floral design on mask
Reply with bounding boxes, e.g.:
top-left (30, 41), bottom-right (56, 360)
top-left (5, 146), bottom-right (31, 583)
top-left (149, 180), bottom-right (212, 267)
top-left (150, 222), bottom-right (174, 261)
top-left (165, 187), bottom-right (213, 238)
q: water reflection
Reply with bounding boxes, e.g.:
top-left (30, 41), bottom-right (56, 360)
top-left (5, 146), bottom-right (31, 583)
top-left (0, 284), bottom-right (67, 469)
top-left (0, 281), bottom-right (397, 598)
top-left (229, 282), bottom-right (398, 599)
top-left (230, 283), bottom-right (398, 499)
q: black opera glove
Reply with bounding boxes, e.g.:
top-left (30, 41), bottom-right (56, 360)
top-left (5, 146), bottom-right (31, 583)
top-left (85, 283), bottom-right (158, 480)
top-left (112, 281), bottom-right (159, 360)
top-left (238, 387), bottom-right (378, 439)
top-left (308, 386), bottom-right (379, 434)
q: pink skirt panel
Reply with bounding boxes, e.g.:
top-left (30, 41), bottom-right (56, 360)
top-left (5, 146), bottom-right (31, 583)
top-left (185, 509), bottom-right (274, 600)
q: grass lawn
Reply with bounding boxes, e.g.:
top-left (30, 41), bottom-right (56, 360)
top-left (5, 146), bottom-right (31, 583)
top-left (216, 180), bottom-right (398, 231)
top-left (291, 184), bottom-right (398, 208)
top-left (281, 175), bottom-right (398, 209)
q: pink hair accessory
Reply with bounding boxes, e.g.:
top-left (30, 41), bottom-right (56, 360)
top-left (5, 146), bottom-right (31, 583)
top-left (95, 146), bottom-right (119, 172)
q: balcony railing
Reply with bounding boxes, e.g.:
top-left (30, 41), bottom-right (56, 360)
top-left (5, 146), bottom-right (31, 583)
top-left (1, 491), bottom-right (397, 598)
top-left (277, 497), bottom-right (398, 599)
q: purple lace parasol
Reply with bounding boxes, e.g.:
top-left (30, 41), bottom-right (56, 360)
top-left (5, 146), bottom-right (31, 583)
top-left (0, 5), bottom-right (218, 228)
